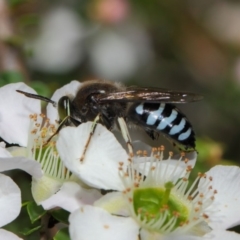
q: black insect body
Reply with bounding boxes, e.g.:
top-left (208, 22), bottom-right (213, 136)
top-left (17, 79), bottom-right (202, 153)
top-left (68, 81), bottom-right (127, 130)
top-left (127, 102), bottom-right (195, 150)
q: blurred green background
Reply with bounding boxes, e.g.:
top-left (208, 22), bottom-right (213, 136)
top-left (1, 0), bottom-right (240, 165)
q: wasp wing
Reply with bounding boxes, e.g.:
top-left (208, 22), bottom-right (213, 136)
top-left (97, 87), bottom-right (203, 103)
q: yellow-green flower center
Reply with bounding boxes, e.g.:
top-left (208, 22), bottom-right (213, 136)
top-left (133, 185), bottom-right (189, 232)
top-left (27, 113), bottom-right (71, 180)
top-left (119, 148), bottom-right (216, 237)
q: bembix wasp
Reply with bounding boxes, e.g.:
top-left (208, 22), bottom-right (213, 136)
top-left (17, 79), bottom-right (202, 160)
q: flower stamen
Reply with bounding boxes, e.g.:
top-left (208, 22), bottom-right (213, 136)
top-left (27, 114), bottom-right (71, 181)
top-left (119, 147), bottom-right (216, 236)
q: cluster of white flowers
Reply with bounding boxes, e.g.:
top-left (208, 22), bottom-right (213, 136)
top-left (0, 82), bottom-right (240, 240)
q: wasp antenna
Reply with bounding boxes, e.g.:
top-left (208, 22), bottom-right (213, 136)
top-left (16, 90), bottom-right (57, 107)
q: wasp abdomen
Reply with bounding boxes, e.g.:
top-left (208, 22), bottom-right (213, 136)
top-left (128, 102), bottom-right (196, 150)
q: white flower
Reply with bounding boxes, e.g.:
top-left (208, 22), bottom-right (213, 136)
top-left (0, 142), bottom-right (42, 179)
top-left (0, 82), bottom-right (41, 146)
top-left (0, 173), bottom-right (21, 240)
top-left (55, 123), bottom-right (240, 240)
top-left (0, 80), bottom-right (80, 146)
top-left (71, 163), bottom-right (240, 240)
top-left (25, 112), bottom-right (72, 204)
top-left (46, 80), bottom-right (81, 124)
top-left (41, 181), bottom-right (102, 212)
top-left (0, 143), bottom-right (39, 240)
top-left (56, 122), bottom-right (129, 190)
top-left (0, 81), bottom-right (101, 209)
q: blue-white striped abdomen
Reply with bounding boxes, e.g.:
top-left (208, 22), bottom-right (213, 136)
top-left (128, 102), bottom-right (196, 150)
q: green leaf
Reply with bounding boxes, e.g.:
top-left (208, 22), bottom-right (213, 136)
top-left (7, 0), bottom-right (27, 7)
top-left (20, 225), bottom-right (42, 236)
top-left (4, 202), bottom-right (42, 238)
top-left (19, 14), bottom-right (40, 27)
top-left (30, 81), bottom-right (52, 97)
top-left (0, 71), bottom-right (25, 86)
top-left (27, 201), bottom-right (47, 223)
top-left (53, 228), bottom-right (70, 240)
top-left (51, 209), bottom-right (70, 225)
top-left (22, 201), bottom-right (31, 207)
top-left (4, 35), bottom-right (23, 48)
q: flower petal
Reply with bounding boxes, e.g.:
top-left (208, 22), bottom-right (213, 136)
top-left (94, 192), bottom-right (129, 216)
top-left (57, 122), bottom-right (129, 190)
top-left (0, 229), bottom-right (22, 240)
top-left (134, 150), bottom-right (197, 165)
top-left (46, 80), bottom-right (81, 123)
top-left (6, 146), bottom-right (27, 158)
top-left (69, 205), bottom-right (139, 240)
top-left (0, 174), bottom-right (21, 227)
top-left (31, 175), bottom-right (63, 204)
top-left (0, 157), bottom-right (42, 179)
top-left (41, 181), bottom-right (102, 212)
top-left (0, 83), bottom-right (41, 146)
top-left (135, 151), bottom-right (197, 183)
top-left (203, 230), bottom-right (240, 240)
top-left (0, 143), bottom-right (12, 157)
top-left (140, 229), bottom-right (202, 240)
top-left (202, 165), bottom-right (240, 229)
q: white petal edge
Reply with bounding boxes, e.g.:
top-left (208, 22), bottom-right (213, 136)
top-left (133, 151), bottom-right (197, 165)
top-left (46, 80), bottom-right (81, 123)
top-left (57, 122), bottom-right (129, 190)
top-left (140, 228), bottom-right (203, 240)
top-left (41, 181), bottom-right (102, 212)
top-left (202, 165), bottom-right (240, 230)
top-left (0, 157), bottom-right (42, 179)
top-left (31, 175), bottom-right (63, 204)
top-left (203, 229), bottom-right (240, 240)
top-left (0, 174), bottom-right (21, 227)
top-left (0, 229), bottom-right (22, 240)
top-left (0, 143), bottom-right (12, 157)
top-left (0, 82), bottom-right (41, 146)
top-left (94, 191), bottom-right (129, 216)
top-left (135, 151), bottom-right (197, 183)
top-left (69, 205), bottom-right (139, 240)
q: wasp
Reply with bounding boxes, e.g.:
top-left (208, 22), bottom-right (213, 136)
top-left (17, 79), bottom-right (202, 159)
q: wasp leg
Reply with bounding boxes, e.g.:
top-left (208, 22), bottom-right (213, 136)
top-left (117, 117), bottom-right (134, 158)
top-left (80, 115), bottom-right (100, 162)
